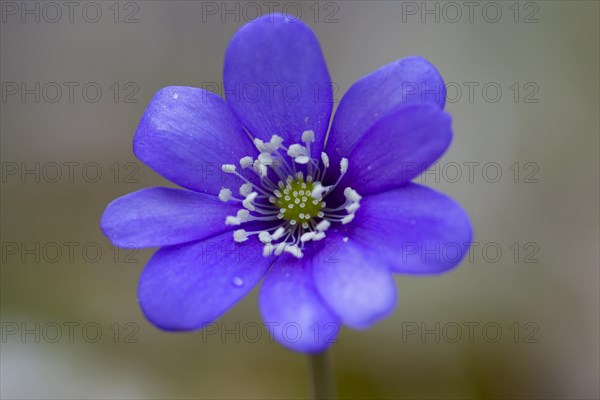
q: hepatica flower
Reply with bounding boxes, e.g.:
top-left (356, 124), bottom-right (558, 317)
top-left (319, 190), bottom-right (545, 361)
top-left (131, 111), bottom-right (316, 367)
top-left (101, 13), bottom-right (471, 352)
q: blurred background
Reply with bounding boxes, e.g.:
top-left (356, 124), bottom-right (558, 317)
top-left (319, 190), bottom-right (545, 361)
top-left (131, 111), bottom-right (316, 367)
top-left (1, 1), bottom-right (599, 399)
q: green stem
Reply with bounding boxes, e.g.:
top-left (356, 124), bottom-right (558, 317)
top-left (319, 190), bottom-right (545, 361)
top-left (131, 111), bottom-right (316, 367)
top-left (308, 350), bottom-right (336, 400)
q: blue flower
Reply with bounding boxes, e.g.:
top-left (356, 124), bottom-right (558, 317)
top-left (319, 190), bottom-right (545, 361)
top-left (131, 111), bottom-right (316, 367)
top-left (101, 13), bottom-right (472, 353)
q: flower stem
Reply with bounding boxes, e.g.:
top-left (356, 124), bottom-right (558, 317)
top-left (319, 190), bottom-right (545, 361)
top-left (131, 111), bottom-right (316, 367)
top-left (308, 350), bottom-right (336, 399)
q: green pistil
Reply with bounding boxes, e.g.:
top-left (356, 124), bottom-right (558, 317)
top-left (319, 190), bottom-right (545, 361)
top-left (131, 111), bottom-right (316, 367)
top-left (275, 178), bottom-right (324, 223)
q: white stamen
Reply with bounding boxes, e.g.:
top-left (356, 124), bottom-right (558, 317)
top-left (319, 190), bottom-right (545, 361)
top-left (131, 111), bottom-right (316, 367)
top-left (271, 227), bottom-right (286, 240)
top-left (302, 130), bottom-right (315, 143)
top-left (287, 144), bottom-right (310, 164)
top-left (274, 242), bottom-right (287, 256)
top-left (269, 135), bottom-right (283, 149)
top-left (240, 156), bottom-right (254, 169)
top-left (341, 214), bottom-right (355, 224)
top-left (242, 192), bottom-right (258, 211)
top-left (321, 152), bottom-right (330, 168)
top-left (311, 183), bottom-right (327, 199)
top-left (225, 216), bottom-right (240, 225)
top-left (313, 232), bottom-right (326, 241)
top-left (258, 231), bottom-right (272, 243)
top-left (239, 182), bottom-right (253, 196)
top-left (301, 232), bottom-right (317, 242)
top-left (254, 138), bottom-right (265, 151)
top-left (233, 229), bottom-right (249, 242)
top-left (237, 209), bottom-right (250, 222)
top-left (253, 160), bottom-right (267, 178)
top-left (285, 245), bottom-right (303, 258)
top-left (263, 244), bottom-right (274, 257)
top-left (219, 188), bottom-right (232, 202)
top-left (258, 152), bottom-right (273, 165)
top-left (345, 202), bottom-right (360, 214)
top-left (344, 187), bottom-right (362, 202)
top-left (222, 164), bottom-right (236, 173)
top-left (316, 220), bottom-right (331, 232)
top-left (343, 237), bottom-right (349, 242)
top-left (287, 144), bottom-right (305, 158)
top-left (340, 158), bottom-right (348, 174)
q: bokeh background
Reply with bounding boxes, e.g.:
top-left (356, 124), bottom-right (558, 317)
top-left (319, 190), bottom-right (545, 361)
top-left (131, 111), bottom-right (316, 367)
top-left (1, 1), bottom-right (599, 399)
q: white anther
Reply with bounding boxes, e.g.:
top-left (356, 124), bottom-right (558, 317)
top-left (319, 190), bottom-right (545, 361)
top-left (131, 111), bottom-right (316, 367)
top-left (225, 216), bottom-right (241, 226)
top-left (243, 192), bottom-right (258, 211)
top-left (344, 187), bottom-right (362, 202)
top-left (287, 144), bottom-right (305, 157)
top-left (269, 135), bottom-right (283, 149)
top-left (258, 231), bottom-right (272, 244)
top-left (311, 183), bottom-right (327, 199)
top-left (302, 130), bottom-right (315, 143)
top-left (315, 220), bottom-right (331, 232)
top-left (345, 202), bottom-right (360, 214)
top-left (341, 214), bottom-right (355, 224)
top-left (239, 182), bottom-right (253, 196)
top-left (313, 232), bottom-right (326, 241)
top-left (340, 158), bottom-right (348, 174)
top-left (285, 245), bottom-right (304, 258)
top-left (271, 227), bottom-right (286, 240)
top-left (253, 160), bottom-right (267, 178)
top-left (218, 188), bottom-right (232, 202)
top-left (237, 209), bottom-right (250, 222)
top-left (240, 156), bottom-right (254, 169)
top-left (301, 232), bottom-right (317, 242)
top-left (258, 152), bottom-right (273, 165)
top-left (263, 244), bottom-right (274, 257)
top-left (321, 152), bottom-right (330, 168)
top-left (233, 229), bottom-right (249, 243)
top-left (274, 242), bottom-right (287, 256)
top-left (288, 144), bottom-right (310, 164)
top-left (254, 138), bottom-right (265, 151)
top-left (342, 237), bottom-right (349, 242)
top-left (221, 164), bottom-right (236, 173)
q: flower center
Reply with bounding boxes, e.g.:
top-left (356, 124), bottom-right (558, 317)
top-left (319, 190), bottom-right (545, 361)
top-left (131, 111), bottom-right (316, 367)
top-left (219, 129), bottom-right (361, 259)
top-left (274, 178), bottom-right (324, 224)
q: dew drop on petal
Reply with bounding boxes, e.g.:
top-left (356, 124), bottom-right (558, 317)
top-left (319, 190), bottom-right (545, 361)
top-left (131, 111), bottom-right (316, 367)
top-left (232, 276), bottom-right (244, 287)
top-left (172, 92), bottom-right (179, 99)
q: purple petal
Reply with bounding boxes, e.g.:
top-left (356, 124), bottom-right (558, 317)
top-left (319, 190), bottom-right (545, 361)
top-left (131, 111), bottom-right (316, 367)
top-left (326, 56), bottom-right (446, 169)
top-left (100, 187), bottom-right (239, 248)
top-left (259, 253), bottom-right (340, 353)
top-left (138, 232), bottom-right (271, 331)
top-left (311, 233), bottom-right (397, 329)
top-left (224, 13), bottom-right (332, 153)
top-left (341, 184), bottom-right (472, 274)
top-left (342, 104), bottom-right (452, 195)
top-left (134, 86), bottom-right (257, 195)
